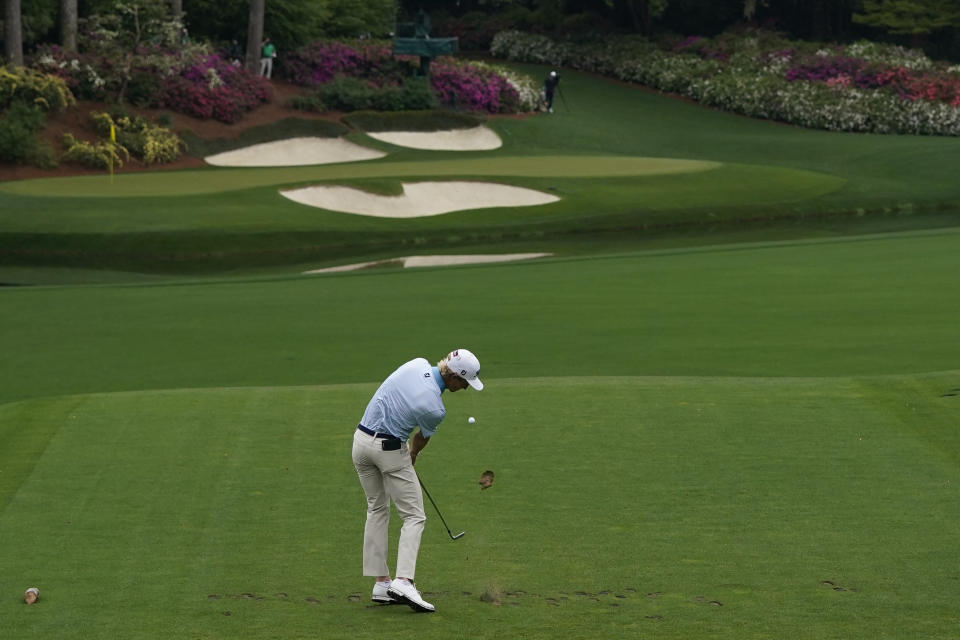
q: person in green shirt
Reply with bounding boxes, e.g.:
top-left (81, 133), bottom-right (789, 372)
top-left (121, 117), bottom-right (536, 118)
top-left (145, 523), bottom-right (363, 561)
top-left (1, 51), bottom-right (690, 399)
top-left (259, 37), bottom-right (276, 79)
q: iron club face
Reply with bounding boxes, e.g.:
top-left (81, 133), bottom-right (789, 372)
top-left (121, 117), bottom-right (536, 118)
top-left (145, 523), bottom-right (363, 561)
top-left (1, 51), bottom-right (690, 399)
top-left (416, 471), bottom-right (466, 542)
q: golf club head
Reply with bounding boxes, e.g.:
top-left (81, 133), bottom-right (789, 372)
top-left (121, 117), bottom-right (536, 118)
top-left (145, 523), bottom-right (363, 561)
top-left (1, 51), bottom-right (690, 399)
top-left (450, 531), bottom-right (466, 540)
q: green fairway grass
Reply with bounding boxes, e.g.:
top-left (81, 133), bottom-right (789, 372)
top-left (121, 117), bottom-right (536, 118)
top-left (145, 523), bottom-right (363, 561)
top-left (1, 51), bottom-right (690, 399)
top-left (1, 229), bottom-right (958, 406)
top-left (0, 156), bottom-right (723, 198)
top-left (1, 375), bottom-right (957, 639)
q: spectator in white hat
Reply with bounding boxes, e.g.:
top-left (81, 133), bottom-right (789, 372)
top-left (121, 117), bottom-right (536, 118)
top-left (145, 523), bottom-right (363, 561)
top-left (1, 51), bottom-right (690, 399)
top-left (352, 349), bottom-right (483, 613)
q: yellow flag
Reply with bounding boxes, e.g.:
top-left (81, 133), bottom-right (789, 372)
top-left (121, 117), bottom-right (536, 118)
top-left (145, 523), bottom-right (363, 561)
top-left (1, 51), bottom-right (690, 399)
top-left (110, 124), bottom-right (116, 142)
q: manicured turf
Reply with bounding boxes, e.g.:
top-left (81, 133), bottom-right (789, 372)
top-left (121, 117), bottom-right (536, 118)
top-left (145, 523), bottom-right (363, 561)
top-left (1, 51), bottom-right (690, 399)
top-left (0, 156), bottom-right (723, 197)
top-left (1, 228), bottom-right (959, 405)
top-left (1, 374), bottom-right (957, 639)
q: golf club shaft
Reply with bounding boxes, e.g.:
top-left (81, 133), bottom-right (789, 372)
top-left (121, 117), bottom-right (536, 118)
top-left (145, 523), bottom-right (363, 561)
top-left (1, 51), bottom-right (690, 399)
top-left (415, 471), bottom-right (464, 540)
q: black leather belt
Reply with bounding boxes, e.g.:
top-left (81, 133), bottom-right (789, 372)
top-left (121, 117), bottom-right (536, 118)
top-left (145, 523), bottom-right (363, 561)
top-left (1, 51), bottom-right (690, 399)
top-left (358, 424), bottom-right (400, 441)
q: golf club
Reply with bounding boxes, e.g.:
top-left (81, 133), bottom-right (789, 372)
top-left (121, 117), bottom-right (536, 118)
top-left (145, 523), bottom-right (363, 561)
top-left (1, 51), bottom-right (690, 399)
top-left (416, 471), bottom-right (465, 540)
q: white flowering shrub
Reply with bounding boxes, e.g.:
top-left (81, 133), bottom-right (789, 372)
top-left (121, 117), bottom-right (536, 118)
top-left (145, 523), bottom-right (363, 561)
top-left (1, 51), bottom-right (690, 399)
top-left (491, 30), bottom-right (960, 136)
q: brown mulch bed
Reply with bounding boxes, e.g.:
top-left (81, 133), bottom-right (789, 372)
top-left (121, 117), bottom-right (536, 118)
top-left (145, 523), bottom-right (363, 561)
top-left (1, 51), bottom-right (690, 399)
top-left (0, 81), bottom-right (340, 183)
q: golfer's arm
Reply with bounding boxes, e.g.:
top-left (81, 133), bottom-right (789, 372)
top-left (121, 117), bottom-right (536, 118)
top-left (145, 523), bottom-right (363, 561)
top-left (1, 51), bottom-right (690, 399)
top-left (409, 430), bottom-right (430, 465)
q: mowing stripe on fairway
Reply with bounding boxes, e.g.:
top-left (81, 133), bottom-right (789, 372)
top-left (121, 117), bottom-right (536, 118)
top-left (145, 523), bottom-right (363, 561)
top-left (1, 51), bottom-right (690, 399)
top-left (0, 155), bottom-right (719, 197)
top-left (1, 375), bottom-right (957, 639)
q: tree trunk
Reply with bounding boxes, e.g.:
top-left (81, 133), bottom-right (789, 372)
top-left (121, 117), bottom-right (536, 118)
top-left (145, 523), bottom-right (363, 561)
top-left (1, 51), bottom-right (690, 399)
top-left (5, 0), bottom-right (24, 66)
top-left (169, 0), bottom-right (182, 21)
top-left (60, 0), bottom-right (78, 53)
top-left (246, 0), bottom-right (265, 74)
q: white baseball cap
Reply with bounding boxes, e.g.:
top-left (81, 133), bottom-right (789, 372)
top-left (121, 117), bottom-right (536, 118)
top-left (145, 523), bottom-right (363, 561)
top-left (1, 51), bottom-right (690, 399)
top-left (448, 349), bottom-right (483, 390)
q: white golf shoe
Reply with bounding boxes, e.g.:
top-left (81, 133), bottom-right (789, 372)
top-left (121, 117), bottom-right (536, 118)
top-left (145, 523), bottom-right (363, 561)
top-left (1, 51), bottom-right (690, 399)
top-left (371, 581), bottom-right (397, 604)
top-left (387, 579), bottom-right (435, 612)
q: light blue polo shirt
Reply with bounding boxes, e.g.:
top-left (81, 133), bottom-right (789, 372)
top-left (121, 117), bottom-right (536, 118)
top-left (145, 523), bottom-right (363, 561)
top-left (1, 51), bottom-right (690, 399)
top-left (359, 358), bottom-right (447, 441)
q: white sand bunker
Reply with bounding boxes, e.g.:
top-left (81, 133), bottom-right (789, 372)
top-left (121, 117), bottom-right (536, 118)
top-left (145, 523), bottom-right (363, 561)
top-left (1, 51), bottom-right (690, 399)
top-left (366, 126), bottom-right (502, 151)
top-left (281, 181), bottom-right (559, 218)
top-left (304, 253), bottom-right (552, 274)
top-left (204, 137), bottom-right (385, 167)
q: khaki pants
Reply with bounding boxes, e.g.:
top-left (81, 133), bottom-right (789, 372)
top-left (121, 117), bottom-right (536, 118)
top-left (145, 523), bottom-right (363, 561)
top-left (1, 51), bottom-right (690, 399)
top-left (259, 57), bottom-right (273, 78)
top-left (352, 429), bottom-right (426, 579)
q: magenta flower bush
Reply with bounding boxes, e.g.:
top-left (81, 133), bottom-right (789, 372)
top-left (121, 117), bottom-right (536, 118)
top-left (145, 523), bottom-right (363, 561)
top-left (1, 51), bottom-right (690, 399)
top-left (160, 54), bottom-right (272, 123)
top-left (786, 56), bottom-right (960, 106)
top-left (284, 41), bottom-right (405, 87)
top-left (285, 39), bottom-right (529, 114)
top-left (430, 59), bottom-right (520, 113)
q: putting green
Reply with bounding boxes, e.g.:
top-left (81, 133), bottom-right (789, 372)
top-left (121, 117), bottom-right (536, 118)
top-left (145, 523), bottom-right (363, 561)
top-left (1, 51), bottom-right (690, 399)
top-left (1, 156), bottom-right (720, 197)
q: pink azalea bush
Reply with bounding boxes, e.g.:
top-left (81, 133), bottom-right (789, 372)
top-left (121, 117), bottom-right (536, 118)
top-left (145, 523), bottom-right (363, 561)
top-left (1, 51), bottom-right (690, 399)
top-left (430, 59), bottom-right (520, 113)
top-left (284, 40), bottom-right (406, 87)
top-left (160, 54), bottom-right (272, 123)
top-left (33, 45), bottom-right (272, 123)
top-left (285, 39), bottom-right (530, 113)
top-left (786, 55), bottom-right (960, 106)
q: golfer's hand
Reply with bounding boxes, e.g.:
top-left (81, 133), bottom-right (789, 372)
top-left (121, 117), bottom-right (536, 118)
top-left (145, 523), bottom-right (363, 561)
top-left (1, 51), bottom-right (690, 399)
top-left (410, 451), bottom-right (418, 466)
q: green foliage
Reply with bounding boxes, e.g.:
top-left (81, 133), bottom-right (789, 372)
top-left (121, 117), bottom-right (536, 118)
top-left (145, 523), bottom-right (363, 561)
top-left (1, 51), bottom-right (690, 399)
top-left (0, 66), bottom-right (75, 113)
top-left (78, 0), bottom-right (202, 102)
top-left (82, 0), bottom-right (183, 50)
top-left (0, 101), bottom-right (45, 164)
top-left (61, 133), bottom-right (130, 170)
top-left (288, 93), bottom-right (328, 113)
top-left (90, 111), bottom-right (186, 165)
top-left (853, 0), bottom-right (960, 36)
top-left (321, 0), bottom-right (394, 38)
top-left (18, 0), bottom-right (57, 44)
top-left (342, 109), bottom-right (485, 132)
top-left (310, 76), bottom-right (438, 112)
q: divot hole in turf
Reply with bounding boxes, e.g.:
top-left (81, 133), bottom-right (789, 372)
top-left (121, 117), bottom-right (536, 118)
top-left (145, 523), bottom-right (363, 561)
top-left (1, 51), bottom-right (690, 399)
top-left (305, 597), bottom-right (321, 605)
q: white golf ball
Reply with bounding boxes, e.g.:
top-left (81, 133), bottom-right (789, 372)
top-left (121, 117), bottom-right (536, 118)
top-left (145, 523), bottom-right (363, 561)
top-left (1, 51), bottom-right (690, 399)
top-left (467, 416), bottom-right (476, 424)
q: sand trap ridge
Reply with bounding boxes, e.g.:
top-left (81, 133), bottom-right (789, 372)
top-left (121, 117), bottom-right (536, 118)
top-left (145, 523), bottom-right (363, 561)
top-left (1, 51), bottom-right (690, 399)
top-left (304, 253), bottom-right (553, 274)
top-left (204, 137), bottom-right (386, 167)
top-left (281, 181), bottom-right (559, 217)
top-left (366, 127), bottom-right (502, 151)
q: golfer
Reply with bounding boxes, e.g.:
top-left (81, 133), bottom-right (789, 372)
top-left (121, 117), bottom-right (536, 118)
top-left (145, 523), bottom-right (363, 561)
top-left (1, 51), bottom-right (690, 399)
top-left (544, 70), bottom-right (559, 113)
top-left (352, 349), bottom-right (483, 613)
